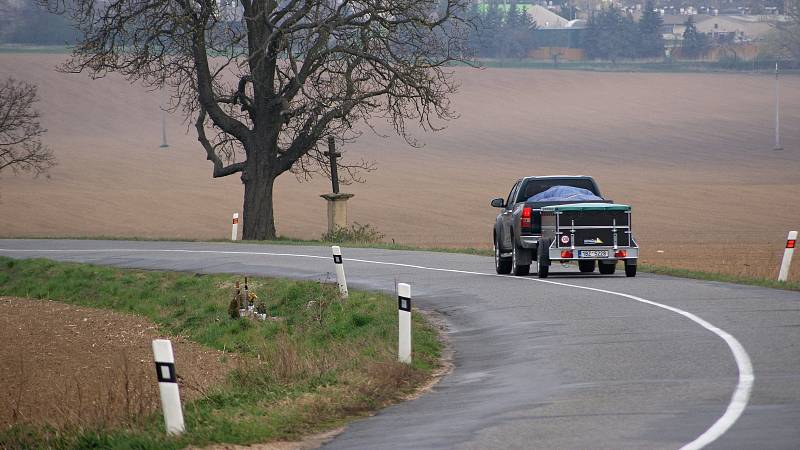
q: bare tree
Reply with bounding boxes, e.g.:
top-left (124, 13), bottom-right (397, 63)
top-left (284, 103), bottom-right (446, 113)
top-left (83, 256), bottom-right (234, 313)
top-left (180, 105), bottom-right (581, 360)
top-left (45, 0), bottom-right (471, 240)
top-left (775, 0), bottom-right (800, 60)
top-left (0, 78), bottom-right (56, 178)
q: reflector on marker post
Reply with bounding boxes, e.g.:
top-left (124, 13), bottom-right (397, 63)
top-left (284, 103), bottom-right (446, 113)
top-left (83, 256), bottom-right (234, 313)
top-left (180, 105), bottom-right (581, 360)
top-left (231, 213), bottom-right (239, 241)
top-left (331, 246), bottom-right (348, 298)
top-left (778, 230), bottom-right (797, 282)
top-left (152, 339), bottom-right (185, 435)
top-left (398, 283), bottom-right (412, 364)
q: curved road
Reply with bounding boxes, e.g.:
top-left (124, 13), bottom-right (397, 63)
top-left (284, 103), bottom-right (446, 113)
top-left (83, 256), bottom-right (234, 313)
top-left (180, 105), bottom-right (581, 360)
top-left (2, 240), bottom-right (799, 449)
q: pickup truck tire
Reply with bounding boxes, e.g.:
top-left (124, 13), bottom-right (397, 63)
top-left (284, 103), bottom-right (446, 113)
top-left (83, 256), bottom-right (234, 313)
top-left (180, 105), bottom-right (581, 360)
top-left (578, 260), bottom-right (596, 273)
top-left (599, 261), bottom-right (617, 275)
top-left (512, 244), bottom-right (530, 276)
top-left (625, 264), bottom-right (637, 277)
top-left (494, 239), bottom-right (512, 274)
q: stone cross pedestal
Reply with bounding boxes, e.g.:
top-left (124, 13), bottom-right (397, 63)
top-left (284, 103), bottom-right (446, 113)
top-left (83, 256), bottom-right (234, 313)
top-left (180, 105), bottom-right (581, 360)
top-left (321, 137), bottom-right (353, 233)
top-left (321, 192), bottom-right (354, 233)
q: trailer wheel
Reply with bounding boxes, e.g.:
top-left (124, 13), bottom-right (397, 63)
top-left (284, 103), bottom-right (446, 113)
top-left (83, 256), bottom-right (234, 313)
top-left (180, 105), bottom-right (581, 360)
top-left (494, 239), bottom-right (511, 274)
top-left (538, 262), bottom-right (549, 278)
top-left (578, 260), bottom-right (596, 273)
top-left (625, 264), bottom-right (637, 277)
top-left (599, 261), bottom-right (617, 275)
top-left (537, 240), bottom-right (550, 278)
top-left (512, 244), bottom-right (530, 276)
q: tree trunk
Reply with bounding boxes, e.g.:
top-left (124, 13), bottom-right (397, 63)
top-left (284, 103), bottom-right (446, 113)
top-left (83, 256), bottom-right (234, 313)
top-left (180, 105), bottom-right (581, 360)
top-left (242, 170), bottom-right (277, 240)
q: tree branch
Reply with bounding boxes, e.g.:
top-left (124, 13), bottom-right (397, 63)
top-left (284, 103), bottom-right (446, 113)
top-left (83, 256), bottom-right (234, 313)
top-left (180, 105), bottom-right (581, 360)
top-left (195, 108), bottom-right (245, 178)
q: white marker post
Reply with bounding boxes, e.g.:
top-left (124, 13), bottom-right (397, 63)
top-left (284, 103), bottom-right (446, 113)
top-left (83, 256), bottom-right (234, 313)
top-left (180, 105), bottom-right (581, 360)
top-left (331, 246), bottom-right (348, 298)
top-left (778, 231), bottom-right (797, 282)
top-left (398, 283), bottom-right (412, 364)
top-left (152, 339), bottom-right (185, 435)
top-left (231, 213), bottom-right (239, 241)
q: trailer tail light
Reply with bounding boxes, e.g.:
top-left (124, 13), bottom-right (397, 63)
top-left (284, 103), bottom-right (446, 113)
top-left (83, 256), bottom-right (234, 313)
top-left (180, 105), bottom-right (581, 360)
top-left (561, 250), bottom-right (573, 259)
top-left (521, 207), bottom-right (532, 230)
top-left (615, 250), bottom-right (628, 258)
top-left (788, 240), bottom-right (796, 249)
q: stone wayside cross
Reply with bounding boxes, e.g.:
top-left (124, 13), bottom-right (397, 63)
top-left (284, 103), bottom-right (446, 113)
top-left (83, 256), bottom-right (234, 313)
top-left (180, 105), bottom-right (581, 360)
top-left (323, 136), bottom-right (341, 194)
top-left (320, 137), bottom-right (354, 234)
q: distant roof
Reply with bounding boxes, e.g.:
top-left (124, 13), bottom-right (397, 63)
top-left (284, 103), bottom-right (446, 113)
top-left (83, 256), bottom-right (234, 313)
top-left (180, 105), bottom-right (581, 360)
top-left (661, 14), bottom-right (710, 25)
top-left (660, 13), bottom-right (784, 26)
top-left (566, 19), bottom-right (587, 28)
top-left (527, 5), bottom-right (570, 29)
top-left (695, 14), bottom-right (785, 24)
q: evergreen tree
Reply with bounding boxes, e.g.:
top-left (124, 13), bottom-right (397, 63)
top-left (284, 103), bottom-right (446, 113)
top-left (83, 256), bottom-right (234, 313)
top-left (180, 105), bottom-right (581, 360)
top-left (502, 2), bottom-right (537, 59)
top-left (682, 15), bottom-right (709, 58)
top-left (638, 0), bottom-right (665, 58)
top-left (466, 1), bottom-right (483, 57)
top-left (465, 0), bottom-right (537, 59)
top-left (584, 7), bottom-right (639, 62)
top-left (481, 0), bottom-right (504, 57)
top-left (506, 0), bottom-right (522, 28)
top-left (584, 13), bottom-right (602, 59)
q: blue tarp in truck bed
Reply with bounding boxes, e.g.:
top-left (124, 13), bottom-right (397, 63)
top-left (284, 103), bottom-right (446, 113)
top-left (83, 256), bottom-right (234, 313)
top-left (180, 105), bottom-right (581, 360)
top-left (527, 185), bottom-right (604, 202)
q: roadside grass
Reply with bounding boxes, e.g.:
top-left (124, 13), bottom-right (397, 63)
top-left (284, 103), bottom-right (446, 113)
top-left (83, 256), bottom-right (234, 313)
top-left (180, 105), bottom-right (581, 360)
top-left (0, 257), bottom-right (442, 449)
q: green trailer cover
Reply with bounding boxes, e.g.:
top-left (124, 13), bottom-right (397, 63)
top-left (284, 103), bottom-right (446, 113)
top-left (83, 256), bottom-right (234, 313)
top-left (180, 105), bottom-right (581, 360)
top-left (541, 203), bottom-right (631, 212)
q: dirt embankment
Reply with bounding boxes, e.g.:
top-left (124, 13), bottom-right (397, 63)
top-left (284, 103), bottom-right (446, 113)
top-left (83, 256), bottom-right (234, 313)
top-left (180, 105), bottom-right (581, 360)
top-left (0, 53), bottom-right (798, 280)
top-left (0, 297), bottom-right (233, 429)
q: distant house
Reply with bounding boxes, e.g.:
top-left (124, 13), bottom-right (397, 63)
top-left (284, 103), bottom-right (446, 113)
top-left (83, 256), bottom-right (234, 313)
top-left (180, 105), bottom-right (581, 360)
top-left (660, 13), bottom-right (783, 46)
top-left (660, 15), bottom-right (705, 48)
top-left (694, 15), bottom-right (778, 42)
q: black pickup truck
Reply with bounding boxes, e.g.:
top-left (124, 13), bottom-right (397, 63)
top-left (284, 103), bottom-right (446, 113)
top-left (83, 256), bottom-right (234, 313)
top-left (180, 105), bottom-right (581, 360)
top-left (491, 176), bottom-right (638, 278)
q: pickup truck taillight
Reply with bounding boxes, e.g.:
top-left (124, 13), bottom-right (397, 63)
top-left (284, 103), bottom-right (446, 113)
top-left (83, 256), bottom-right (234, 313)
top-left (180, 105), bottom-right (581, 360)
top-left (521, 207), bottom-right (532, 230)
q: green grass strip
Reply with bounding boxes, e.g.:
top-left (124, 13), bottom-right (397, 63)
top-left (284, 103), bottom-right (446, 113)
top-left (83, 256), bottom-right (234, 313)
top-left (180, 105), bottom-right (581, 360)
top-left (0, 257), bottom-right (442, 449)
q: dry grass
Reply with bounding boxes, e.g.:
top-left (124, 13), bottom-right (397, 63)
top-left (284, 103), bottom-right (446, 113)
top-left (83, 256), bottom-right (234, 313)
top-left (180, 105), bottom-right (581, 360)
top-left (639, 242), bottom-right (800, 283)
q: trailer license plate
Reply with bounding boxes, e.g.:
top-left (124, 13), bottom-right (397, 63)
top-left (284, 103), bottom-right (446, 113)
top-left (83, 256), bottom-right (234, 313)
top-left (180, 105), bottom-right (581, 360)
top-left (579, 250), bottom-right (608, 258)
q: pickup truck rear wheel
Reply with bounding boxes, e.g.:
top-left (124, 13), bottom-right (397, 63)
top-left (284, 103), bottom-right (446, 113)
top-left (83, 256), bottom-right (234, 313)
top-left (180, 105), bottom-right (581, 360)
top-left (578, 260), bottom-right (596, 273)
top-left (599, 261), bottom-right (617, 275)
top-left (512, 244), bottom-right (530, 276)
top-left (494, 239), bottom-right (512, 274)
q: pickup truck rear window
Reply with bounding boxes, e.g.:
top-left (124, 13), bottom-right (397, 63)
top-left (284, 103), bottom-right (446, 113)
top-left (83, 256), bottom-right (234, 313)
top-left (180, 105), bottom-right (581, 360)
top-left (518, 179), bottom-right (600, 202)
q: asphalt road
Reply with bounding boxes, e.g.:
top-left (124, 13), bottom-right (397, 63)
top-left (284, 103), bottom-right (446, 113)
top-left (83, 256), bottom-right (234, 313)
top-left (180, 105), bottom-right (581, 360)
top-left (1, 240), bottom-right (799, 449)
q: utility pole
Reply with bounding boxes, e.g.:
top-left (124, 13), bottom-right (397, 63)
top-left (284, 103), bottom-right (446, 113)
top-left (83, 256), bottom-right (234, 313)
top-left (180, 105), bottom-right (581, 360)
top-left (160, 86), bottom-right (169, 148)
top-left (774, 61), bottom-right (782, 151)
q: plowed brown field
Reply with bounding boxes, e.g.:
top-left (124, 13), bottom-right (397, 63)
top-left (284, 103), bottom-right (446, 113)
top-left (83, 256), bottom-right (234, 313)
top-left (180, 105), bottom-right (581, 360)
top-left (0, 297), bottom-right (233, 428)
top-left (1, 53), bottom-right (799, 280)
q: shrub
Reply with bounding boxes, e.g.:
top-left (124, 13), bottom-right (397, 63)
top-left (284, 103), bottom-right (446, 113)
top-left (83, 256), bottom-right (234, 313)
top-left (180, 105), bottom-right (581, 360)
top-left (321, 222), bottom-right (385, 244)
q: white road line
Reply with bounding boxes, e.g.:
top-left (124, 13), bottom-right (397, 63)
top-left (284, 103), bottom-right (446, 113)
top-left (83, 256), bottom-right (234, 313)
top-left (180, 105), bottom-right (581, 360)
top-left (0, 246), bottom-right (753, 448)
